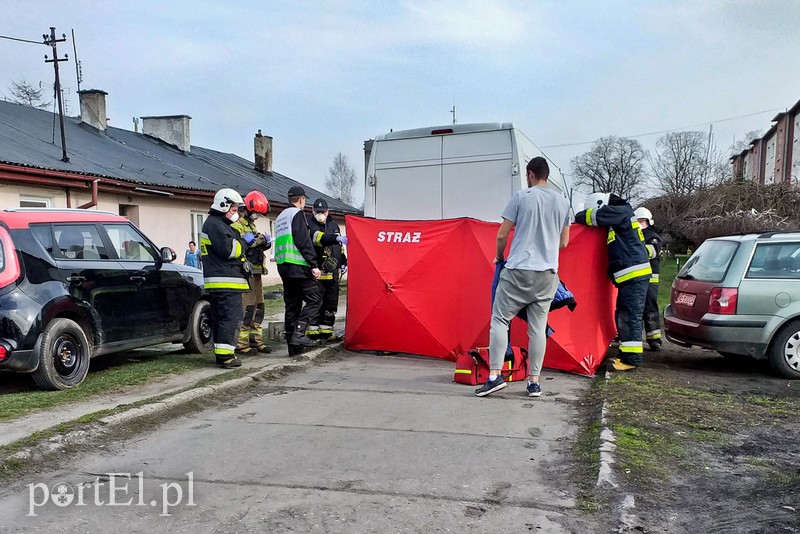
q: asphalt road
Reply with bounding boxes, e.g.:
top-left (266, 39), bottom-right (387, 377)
top-left (0, 350), bottom-right (601, 533)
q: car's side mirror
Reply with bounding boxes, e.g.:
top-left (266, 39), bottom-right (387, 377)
top-left (160, 247), bottom-right (177, 263)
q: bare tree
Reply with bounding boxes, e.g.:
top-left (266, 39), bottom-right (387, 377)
top-left (570, 136), bottom-right (648, 200)
top-left (650, 131), bottom-right (715, 196)
top-left (7, 79), bottom-right (51, 109)
top-left (325, 152), bottom-right (356, 205)
top-left (730, 129), bottom-right (762, 154)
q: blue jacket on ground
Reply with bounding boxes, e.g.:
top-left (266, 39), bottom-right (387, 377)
top-left (490, 261), bottom-right (577, 356)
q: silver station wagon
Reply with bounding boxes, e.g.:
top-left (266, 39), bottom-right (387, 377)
top-left (664, 231), bottom-right (800, 379)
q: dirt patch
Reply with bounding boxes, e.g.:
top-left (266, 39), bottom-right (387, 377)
top-left (595, 341), bottom-right (800, 533)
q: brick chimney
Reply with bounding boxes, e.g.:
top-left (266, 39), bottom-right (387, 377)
top-left (254, 130), bottom-right (273, 173)
top-left (78, 89), bottom-right (108, 131)
top-left (141, 115), bottom-right (191, 153)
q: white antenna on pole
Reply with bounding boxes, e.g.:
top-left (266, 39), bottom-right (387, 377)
top-left (71, 29), bottom-right (82, 92)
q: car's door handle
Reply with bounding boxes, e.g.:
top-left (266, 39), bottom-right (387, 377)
top-left (130, 275), bottom-right (146, 285)
top-left (66, 275), bottom-right (85, 284)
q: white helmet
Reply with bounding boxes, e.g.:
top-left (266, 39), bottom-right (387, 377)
top-left (584, 192), bottom-right (610, 211)
top-left (210, 188), bottom-right (244, 213)
top-left (634, 207), bottom-right (654, 225)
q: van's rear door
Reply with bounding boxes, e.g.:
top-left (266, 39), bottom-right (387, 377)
top-left (373, 136), bottom-right (442, 220)
top-left (441, 130), bottom-right (513, 221)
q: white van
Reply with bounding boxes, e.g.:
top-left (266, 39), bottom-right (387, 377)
top-left (363, 122), bottom-right (570, 222)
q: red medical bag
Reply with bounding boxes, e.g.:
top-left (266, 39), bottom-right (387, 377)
top-left (453, 346), bottom-right (528, 385)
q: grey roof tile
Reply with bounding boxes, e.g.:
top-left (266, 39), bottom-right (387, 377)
top-left (0, 100), bottom-right (361, 214)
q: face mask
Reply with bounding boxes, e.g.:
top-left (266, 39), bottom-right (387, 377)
top-left (314, 213), bottom-right (327, 223)
top-left (228, 212), bottom-right (239, 223)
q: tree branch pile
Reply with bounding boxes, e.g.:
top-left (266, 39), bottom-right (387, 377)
top-left (645, 181), bottom-right (800, 249)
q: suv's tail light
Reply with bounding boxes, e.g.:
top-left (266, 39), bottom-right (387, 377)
top-left (709, 288), bottom-right (738, 314)
top-left (0, 346), bottom-right (7, 362)
top-left (0, 227), bottom-right (20, 289)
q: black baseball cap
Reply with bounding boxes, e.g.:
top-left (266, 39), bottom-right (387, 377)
top-left (288, 185), bottom-right (305, 197)
top-left (313, 198), bottom-right (328, 211)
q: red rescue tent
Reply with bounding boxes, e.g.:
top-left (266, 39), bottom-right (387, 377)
top-left (344, 216), bottom-right (616, 376)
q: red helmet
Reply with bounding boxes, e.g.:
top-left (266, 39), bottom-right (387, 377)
top-left (244, 190), bottom-right (269, 215)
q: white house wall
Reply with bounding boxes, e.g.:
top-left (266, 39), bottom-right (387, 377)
top-left (764, 134), bottom-right (776, 185)
top-left (794, 113), bottom-right (800, 183)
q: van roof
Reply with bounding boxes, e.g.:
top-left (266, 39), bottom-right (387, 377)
top-left (376, 122), bottom-right (515, 141)
top-left (0, 209), bottom-right (126, 229)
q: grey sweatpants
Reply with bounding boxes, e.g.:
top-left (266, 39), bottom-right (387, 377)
top-left (489, 268), bottom-right (559, 376)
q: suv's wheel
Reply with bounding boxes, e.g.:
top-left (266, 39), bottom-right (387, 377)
top-left (768, 319), bottom-right (800, 379)
top-left (183, 300), bottom-right (214, 354)
top-left (32, 318), bottom-right (91, 390)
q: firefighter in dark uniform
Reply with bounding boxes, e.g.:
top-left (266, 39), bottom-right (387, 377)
top-left (275, 185), bottom-right (322, 354)
top-left (200, 188), bottom-right (251, 368)
top-left (634, 207), bottom-right (663, 351)
top-left (306, 198), bottom-right (348, 339)
top-left (575, 193), bottom-right (652, 371)
top-left (232, 190), bottom-right (272, 355)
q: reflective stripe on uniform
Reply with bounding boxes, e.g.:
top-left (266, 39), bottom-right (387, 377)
top-left (613, 262), bottom-right (652, 284)
top-left (607, 229), bottom-right (616, 244)
top-left (454, 369), bottom-right (472, 374)
top-left (650, 273), bottom-right (660, 284)
top-left (214, 344), bottom-right (235, 355)
top-left (619, 341), bottom-right (643, 353)
top-left (645, 244), bottom-right (657, 259)
top-left (631, 219), bottom-right (645, 241)
top-left (313, 231), bottom-right (325, 246)
top-left (319, 273), bottom-right (333, 281)
top-left (585, 208), bottom-right (598, 226)
top-left (204, 276), bottom-right (249, 290)
top-left (199, 232), bottom-right (211, 256)
top-left (646, 330), bottom-right (662, 340)
top-left (228, 239), bottom-right (242, 259)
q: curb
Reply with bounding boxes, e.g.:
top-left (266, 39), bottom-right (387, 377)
top-left (96, 344), bottom-right (334, 427)
top-left (596, 369), bottom-right (638, 530)
top-left (3, 343), bottom-right (338, 463)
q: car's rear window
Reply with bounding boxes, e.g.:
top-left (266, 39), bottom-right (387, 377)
top-left (746, 242), bottom-right (800, 279)
top-left (677, 240), bottom-right (739, 283)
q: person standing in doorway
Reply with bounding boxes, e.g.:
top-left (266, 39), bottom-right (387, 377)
top-left (184, 241), bottom-right (201, 269)
top-left (474, 157), bottom-right (571, 398)
top-left (274, 185), bottom-right (322, 354)
top-left (200, 188), bottom-right (251, 369)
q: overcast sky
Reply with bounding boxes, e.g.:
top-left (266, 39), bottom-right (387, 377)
top-left (2, 0), bottom-right (799, 207)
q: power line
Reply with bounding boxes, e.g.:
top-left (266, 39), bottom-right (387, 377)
top-left (0, 34), bottom-right (46, 45)
top-left (541, 107), bottom-right (784, 149)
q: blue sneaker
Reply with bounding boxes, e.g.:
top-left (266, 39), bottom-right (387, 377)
top-left (527, 382), bottom-right (542, 397)
top-left (474, 376), bottom-right (507, 397)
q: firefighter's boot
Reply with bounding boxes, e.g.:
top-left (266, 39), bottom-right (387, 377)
top-left (290, 321), bottom-right (317, 349)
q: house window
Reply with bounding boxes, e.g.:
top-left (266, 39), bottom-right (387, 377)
top-left (20, 196), bottom-right (50, 208)
top-left (190, 212), bottom-right (206, 245)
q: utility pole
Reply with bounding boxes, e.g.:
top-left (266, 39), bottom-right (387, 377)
top-left (43, 27), bottom-right (69, 162)
top-left (450, 105), bottom-right (456, 125)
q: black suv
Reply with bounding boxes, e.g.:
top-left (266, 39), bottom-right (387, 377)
top-left (0, 209), bottom-right (213, 390)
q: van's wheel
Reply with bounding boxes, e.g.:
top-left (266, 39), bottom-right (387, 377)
top-left (768, 319), bottom-right (800, 379)
top-left (32, 318), bottom-right (91, 390)
top-left (183, 300), bottom-right (214, 354)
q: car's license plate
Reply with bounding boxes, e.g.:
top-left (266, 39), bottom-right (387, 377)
top-left (676, 292), bottom-right (696, 306)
